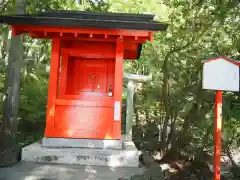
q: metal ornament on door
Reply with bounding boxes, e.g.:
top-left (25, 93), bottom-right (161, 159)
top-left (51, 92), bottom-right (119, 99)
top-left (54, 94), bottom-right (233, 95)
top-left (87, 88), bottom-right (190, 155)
top-left (91, 75), bottom-right (96, 79)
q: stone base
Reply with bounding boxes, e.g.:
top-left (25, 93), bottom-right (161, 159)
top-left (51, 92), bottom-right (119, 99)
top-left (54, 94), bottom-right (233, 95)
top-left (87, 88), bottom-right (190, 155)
top-left (42, 137), bottom-right (123, 149)
top-left (22, 140), bottom-right (140, 167)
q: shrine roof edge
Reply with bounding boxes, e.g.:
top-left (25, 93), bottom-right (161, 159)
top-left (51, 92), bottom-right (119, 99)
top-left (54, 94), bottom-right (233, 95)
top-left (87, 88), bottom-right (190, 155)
top-left (0, 10), bottom-right (168, 32)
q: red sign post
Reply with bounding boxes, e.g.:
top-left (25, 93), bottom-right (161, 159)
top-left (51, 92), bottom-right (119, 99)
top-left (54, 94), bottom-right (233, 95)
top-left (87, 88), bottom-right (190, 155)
top-left (202, 57), bottom-right (240, 180)
top-left (214, 90), bottom-right (222, 180)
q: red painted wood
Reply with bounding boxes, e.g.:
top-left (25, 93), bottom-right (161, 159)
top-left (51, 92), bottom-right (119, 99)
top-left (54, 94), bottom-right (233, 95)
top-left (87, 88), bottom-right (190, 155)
top-left (61, 93), bottom-right (113, 101)
top-left (71, 57), bottom-right (80, 94)
top-left (114, 40), bottom-right (124, 102)
top-left (77, 59), bottom-right (94, 92)
top-left (63, 45), bottom-right (116, 59)
top-left (29, 32), bottom-right (147, 43)
top-left (113, 39), bottom-right (124, 139)
top-left (12, 25), bottom-right (151, 39)
top-left (45, 38), bottom-right (61, 137)
top-left (11, 25), bottom-right (17, 36)
top-left (59, 50), bottom-right (68, 97)
top-left (94, 60), bottom-right (108, 93)
top-left (53, 105), bottom-right (114, 139)
top-left (214, 90), bottom-right (222, 180)
top-left (148, 32), bottom-right (153, 42)
top-left (61, 46), bottom-right (116, 95)
top-left (25, 22), bottom-right (153, 140)
top-left (12, 25), bottom-right (150, 60)
top-left (50, 46), bottom-right (117, 139)
top-left (55, 99), bottom-right (113, 107)
top-left (107, 59), bottom-right (115, 96)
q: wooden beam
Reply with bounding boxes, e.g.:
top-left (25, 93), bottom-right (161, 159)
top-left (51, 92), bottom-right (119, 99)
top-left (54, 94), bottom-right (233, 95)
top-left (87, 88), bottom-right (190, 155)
top-left (44, 38), bottom-right (61, 137)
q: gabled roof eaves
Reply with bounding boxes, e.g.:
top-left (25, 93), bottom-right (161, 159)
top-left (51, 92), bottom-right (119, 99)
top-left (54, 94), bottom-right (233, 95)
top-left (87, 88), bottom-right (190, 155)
top-left (202, 56), bottom-right (240, 66)
top-left (0, 11), bottom-right (168, 31)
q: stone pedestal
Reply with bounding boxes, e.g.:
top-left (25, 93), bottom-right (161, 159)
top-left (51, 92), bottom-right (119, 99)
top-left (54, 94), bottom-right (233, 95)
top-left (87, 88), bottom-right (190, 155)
top-left (42, 137), bottom-right (123, 149)
top-left (22, 137), bottom-right (140, 167)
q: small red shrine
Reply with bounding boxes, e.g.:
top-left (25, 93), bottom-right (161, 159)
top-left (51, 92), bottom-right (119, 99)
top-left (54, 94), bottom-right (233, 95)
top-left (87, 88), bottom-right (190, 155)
top-left (0, 11), bottom-right (167, 147)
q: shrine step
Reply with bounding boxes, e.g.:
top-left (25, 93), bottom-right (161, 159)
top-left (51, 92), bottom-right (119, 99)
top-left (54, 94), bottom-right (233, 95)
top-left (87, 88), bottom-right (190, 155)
top-left (21, 141), bottom-right (140, 167)
top-left (41, 137), bottom-right (123, 149)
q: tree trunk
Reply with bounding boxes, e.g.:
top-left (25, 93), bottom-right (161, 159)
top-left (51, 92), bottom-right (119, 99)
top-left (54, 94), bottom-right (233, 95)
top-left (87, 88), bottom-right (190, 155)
top-left (1, 0), bottom-right (25, 137)
top-left (0, 0), bottom-right (25, 167)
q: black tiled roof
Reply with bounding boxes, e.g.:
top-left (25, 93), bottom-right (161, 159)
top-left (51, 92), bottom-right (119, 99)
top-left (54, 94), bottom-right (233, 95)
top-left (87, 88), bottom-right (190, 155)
top-left (0, 10), bottom-right (168, 31)
top-left (38, 10), bottom-right (155, 22)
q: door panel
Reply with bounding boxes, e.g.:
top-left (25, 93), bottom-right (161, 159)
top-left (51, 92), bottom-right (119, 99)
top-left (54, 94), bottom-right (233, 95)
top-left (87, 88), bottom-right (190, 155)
top-left (94, 60), bottom-right (108, 93)
top-left (66, 58), bottom-right (113, 95)
top-left (78, 59), bottom-right (94, 92)
top-left (66, 57), bottom-right (75, 94)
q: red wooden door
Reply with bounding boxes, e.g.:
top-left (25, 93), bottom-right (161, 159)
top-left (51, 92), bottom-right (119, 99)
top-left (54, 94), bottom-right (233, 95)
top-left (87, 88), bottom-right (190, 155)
top-left (54, 58), bottom-right (115, 139)
top-left (75, 59), bottom-right (109, 94)
top-left (93, 60), bottom-right (108, 93)
top-left (78, 59), bottom-right (94, 92)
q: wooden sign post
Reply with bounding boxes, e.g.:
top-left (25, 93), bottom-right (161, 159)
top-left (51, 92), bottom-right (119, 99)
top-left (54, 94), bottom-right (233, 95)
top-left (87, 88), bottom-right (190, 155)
top-left (202, 56), bottom-right (240, 180)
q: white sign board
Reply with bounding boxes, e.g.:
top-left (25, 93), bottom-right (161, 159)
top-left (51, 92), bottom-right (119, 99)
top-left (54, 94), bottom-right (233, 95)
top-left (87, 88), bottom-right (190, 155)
top-left (114, 101), bottom-right (121, 121)
top-left (202, 57), bottom-right (239, 92)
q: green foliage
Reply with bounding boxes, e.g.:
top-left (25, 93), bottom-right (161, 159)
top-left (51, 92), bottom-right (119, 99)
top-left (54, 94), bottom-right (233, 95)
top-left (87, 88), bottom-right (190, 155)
top-left (122, 0), bottom-right (240, 159)
top-left (19, 74), bottom-right (48, 123)
top-left (26, 0), bottom-right (81, 13)
top-left (85, 0), bottom-right (110, 12)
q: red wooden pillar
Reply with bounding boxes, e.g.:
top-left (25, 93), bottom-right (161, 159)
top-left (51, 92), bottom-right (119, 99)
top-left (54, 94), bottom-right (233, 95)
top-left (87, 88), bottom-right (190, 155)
top-left (214, 90), bottom-right (222, 180)
top-left (45, 38), bottom-right (60, 136)
top-left (113, 38), bottom-right (124, 139)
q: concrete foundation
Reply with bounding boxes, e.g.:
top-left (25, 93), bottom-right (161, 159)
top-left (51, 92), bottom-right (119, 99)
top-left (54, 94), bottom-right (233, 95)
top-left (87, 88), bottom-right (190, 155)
top-left (42, 137), bottom-right (123, 149)
top-left (0, 162), bottom-right (144, 180)
top-left (22, 140), bottom-right (140, 167)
